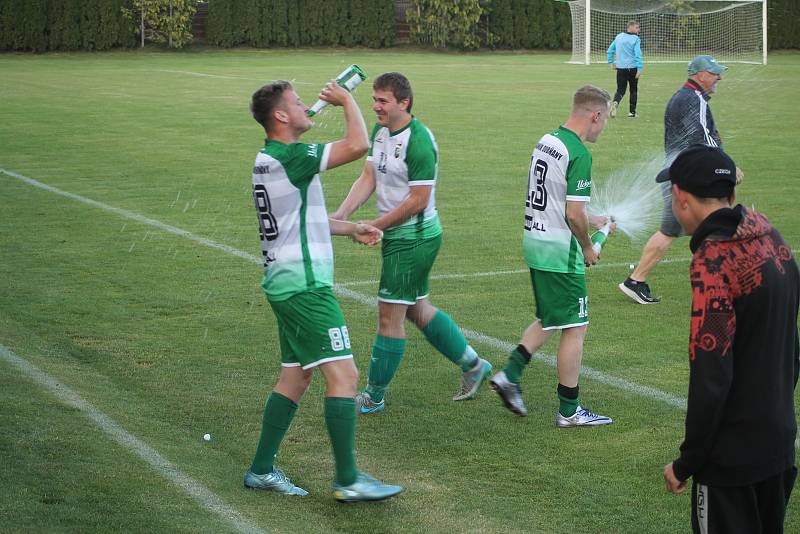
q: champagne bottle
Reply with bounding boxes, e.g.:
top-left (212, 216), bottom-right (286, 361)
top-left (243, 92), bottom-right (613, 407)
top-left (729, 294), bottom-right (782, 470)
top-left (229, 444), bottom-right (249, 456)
top-left (591, 220), bottom-right (614, 253)
top-left (306, 64), bottom-right (367, 117)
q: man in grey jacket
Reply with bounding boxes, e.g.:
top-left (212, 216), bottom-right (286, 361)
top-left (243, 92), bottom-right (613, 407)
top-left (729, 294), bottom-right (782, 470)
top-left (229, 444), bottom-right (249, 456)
top-left (619, 55), bottom-right (743, 304)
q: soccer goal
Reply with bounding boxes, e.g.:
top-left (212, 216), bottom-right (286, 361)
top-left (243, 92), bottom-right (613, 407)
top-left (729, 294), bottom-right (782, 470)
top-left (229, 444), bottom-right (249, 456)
top-left (562, 0), bottom-right (767, 65)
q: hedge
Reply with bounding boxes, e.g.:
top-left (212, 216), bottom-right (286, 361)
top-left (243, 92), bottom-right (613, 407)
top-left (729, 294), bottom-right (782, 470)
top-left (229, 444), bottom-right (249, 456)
top-left (0, 0), bottom-right (134, 51)
top-left (0, 0), bottom-right (796, 52)
top-left (769, 0), bottom-right (800, 49)
top-left (205, 0), bottom-right (395, 48)
top-left (486, 0), bottom-right (572, 49)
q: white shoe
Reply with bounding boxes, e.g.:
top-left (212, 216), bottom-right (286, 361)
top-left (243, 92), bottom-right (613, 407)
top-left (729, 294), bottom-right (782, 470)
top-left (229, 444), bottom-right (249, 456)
top-left (556, 405), bottom-right (612, 428)
top-left (243, 468), bottom-right (309, 495)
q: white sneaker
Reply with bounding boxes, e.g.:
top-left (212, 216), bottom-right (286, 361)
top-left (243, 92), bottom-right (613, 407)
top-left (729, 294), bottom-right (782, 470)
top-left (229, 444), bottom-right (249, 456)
top-left (610, 101), bottom-right (618, 118)
top-left (243, 468), bottom-right (309, 495)
top-left (556, 405), bottom-right (613, 428)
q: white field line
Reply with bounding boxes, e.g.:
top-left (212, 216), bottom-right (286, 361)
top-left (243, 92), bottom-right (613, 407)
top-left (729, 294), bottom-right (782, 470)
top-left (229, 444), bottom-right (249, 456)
top-left (0, 344), bottom-right (266, 534)
top-left (1, 167), bottom-right (688, 411)
top-left (151, 70), bottom-right (313, 84)
top-left (338, 258), bottom-right (692, 287)
top-left (334, 286), bottom-right (687, 409)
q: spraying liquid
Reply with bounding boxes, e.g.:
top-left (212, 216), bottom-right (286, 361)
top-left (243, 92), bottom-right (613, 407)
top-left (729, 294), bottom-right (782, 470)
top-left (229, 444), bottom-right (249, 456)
top-left (307, 64), bottom-right (367, 117)
top-left (588, 154), bottom-right (665, 243)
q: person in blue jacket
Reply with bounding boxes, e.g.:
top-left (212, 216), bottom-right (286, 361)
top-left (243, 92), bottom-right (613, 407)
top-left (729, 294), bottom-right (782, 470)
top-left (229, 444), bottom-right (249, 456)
top-left (607, 21), bottom-right (643, 118)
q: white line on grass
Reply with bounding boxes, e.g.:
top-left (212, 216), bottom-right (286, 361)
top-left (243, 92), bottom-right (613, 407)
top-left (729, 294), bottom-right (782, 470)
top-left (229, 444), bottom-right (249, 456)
top-left (151, 70), bottom-right (313, 84)
top-left (0, 167), bottom-right (688, 412)
top-left (334, 286), bottom-right (688, 409)
top-left (1, 168), bottom-right (260, 264)
top-left (0, 343), bottom-right (266, 534)
top-left (338, 258), bottom-right (693, 287)
top-left (152, 69), bottom-right (258, 81)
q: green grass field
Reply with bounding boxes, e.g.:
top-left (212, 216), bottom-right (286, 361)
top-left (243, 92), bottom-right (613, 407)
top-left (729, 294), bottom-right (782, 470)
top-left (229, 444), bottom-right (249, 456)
top-left (1, 48), bottom-right (799, 533)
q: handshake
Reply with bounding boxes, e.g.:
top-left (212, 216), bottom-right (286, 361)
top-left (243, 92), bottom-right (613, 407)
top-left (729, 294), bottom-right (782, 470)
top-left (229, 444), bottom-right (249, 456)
top-left (351, 221), bottom-right (383, 246)
top-left (329, 218), bottom-right (383, 247)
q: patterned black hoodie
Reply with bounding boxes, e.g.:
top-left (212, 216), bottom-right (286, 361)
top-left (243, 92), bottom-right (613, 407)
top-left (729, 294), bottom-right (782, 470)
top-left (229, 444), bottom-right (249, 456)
top-left (673, 205), bottom-right (800, 486)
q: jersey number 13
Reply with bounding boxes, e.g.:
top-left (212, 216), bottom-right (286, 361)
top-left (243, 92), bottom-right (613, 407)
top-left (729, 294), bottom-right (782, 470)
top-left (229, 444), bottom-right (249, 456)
top-left (527, 158), bottom-right (548, 212)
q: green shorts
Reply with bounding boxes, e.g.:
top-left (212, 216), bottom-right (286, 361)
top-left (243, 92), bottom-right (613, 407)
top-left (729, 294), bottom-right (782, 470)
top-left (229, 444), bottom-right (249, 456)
top-left (267, 287), bottom-right (353, 370)
top-left (377, 234), bottom-right (441, 305)
top-left (529, 269), bottom-right (589, 330)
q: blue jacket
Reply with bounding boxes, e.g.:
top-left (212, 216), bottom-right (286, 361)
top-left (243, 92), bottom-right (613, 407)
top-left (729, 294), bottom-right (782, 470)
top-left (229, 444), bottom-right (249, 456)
top-left (607, 32), bottom-right (643, 70)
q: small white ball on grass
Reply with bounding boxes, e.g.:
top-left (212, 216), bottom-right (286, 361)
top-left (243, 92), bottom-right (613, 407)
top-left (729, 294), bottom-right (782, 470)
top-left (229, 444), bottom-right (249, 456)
top-left (629, 264), bottom-right (635, 269)
top-left (203, 433), bottom-right (212, 442)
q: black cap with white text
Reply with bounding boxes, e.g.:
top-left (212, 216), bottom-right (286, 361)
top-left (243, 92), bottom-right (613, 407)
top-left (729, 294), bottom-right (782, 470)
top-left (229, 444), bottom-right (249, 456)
top-left (656, 144), bottom-right (737, 198)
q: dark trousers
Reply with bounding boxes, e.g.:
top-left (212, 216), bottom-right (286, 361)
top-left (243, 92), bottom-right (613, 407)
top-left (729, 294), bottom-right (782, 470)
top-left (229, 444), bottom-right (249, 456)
top-left (613, 67), bottom-right (638, 113)
top-left (691, 467), bottom-right (797, 534)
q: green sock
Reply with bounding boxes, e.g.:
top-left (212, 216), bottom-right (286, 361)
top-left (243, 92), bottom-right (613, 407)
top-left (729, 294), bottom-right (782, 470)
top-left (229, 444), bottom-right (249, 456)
top-left (250, 392), bottom-right (297, 475)
top-left (365, 335), bottom-right (406, 403)
top-left (557, 384), bottom-right (580, 417)
top-left (324, 397), bottom-right (359, 487)
top-left (422, 310), bottom-right (477, 371)
top-left (503, 345), bottom-right (532, 384)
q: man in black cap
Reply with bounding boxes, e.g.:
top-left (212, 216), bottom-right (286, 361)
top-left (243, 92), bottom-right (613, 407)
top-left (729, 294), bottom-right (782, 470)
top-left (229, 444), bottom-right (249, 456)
top-left (660, 144), bottom-right (799, 533)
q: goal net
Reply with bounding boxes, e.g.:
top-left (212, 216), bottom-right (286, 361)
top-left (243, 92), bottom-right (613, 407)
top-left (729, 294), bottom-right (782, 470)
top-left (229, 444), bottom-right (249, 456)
top-left (563, 0), bottom-right (766, 65)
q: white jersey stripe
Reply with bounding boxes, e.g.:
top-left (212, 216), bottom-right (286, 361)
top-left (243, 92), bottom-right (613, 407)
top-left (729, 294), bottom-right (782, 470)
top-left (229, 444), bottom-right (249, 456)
top-left (320, 143), bottom-right (332, 173)
top-left (696, 93), bottom-right (717, 147)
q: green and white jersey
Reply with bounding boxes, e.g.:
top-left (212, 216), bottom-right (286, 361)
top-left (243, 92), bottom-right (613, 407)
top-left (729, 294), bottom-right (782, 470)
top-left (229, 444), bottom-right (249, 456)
top-left (523, 126), bottom-right (592, 274)
top-left (252, 139), bottom-right (333, 301)
top-left (368, 117), bottom-right (442, 240)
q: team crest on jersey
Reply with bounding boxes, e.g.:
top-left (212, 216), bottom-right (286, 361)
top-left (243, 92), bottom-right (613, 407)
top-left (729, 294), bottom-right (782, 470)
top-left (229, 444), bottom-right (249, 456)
top-left (394, 144), bottom-right (402, 158)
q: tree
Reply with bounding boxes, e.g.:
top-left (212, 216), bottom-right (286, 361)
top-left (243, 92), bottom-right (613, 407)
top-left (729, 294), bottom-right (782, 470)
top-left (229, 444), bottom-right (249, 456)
top-left (406, 0), bottom-right (483, 50)
top-left (123, 0), bottom-right (196, 48)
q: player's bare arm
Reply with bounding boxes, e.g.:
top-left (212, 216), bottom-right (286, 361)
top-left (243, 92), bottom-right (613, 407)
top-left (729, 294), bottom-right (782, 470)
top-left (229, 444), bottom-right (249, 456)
top-left (331, 161), bottom-right (377, 220)
top-left (366, 184), bottom-right (431, 231)
top-left (323, 82), bottom-right (369, 170)
top-left (566, 200), bottom-right (599, 265)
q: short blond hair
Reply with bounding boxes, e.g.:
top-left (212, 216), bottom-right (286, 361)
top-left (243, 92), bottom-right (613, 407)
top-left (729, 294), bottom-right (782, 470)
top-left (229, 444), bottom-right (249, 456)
top-left (572, 85), bottom-right (611, 113)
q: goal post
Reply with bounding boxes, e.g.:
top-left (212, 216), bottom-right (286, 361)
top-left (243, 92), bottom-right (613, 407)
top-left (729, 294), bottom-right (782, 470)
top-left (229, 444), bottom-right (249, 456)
top-left (562, 0), bottom-right (767, 65)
